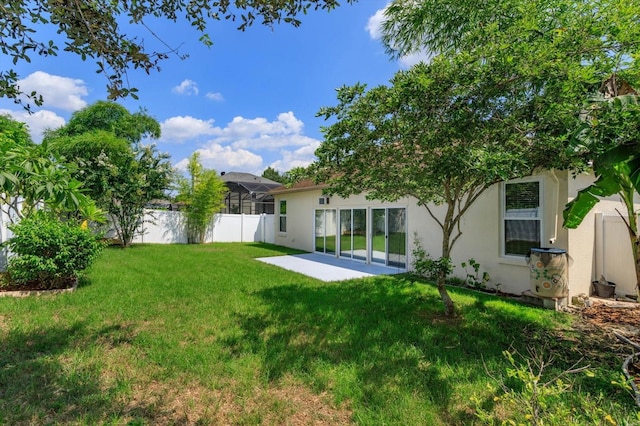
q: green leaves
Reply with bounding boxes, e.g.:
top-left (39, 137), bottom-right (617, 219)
top-left (4, 212), bottom-right (105, 286)
top-left (0, 115), bottom-right (100, 221)
top-left (45, 102), bottom-right (173, 246)
top-left (176, 152), bottom-right (226, 244)
top-left (563, 92), bottom-right (640, 229)
top-left (563, 173), bottom-right (621, 229)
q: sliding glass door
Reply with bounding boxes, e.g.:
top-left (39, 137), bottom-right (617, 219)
top-left (316, 206), bottom-right (406, 268)
top-left (371, 208), bottom-right (407, 268)
top-left (339, 208), bottom-right (367, 261)
top-left (315, 209), bottom-right (336, 254)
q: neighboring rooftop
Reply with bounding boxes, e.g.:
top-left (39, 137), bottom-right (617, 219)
top-left (219, 171), bottom-right (282, 193)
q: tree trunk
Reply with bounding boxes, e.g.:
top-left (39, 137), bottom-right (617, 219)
top-left (437, 269), bottom-right (455, 317)
top-left (439, 219), bottom-right (456, 317)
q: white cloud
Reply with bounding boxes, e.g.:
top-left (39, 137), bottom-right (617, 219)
top-left (205, 92), bottom-right (224, 101)
top-left (175, 144), bottom-right (263, 173)
top-left (269, 141), bottom-right (320, 173)
top-left (172, 79), bottom-right (199, 96)
top-left (399, 51), bottom-right (433, 68)
top-left (211, 112), bottom-right (312, 150)
top-left (169, 111), bottom-right (320, 175)
top-left (366, 7), bottom-right (386, 40)
top-left (159, 116), bottom-right (218, 142)
top-left (17, 71), bottom-right (88, 112)
top-left (0, 108), bottom-right (66, 143)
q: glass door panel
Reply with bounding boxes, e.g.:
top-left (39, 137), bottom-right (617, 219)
top-left (371, 209), bottom-right (386, 264)
top-left (387, 208), bottom-right (406, 268)
top-left (325, 209), bottom-right (337, 254)
top-left (315, 209), bottom-right (337, 254)
top-left (339, 210), bottom-right (352, 258)
top-left (353, 209), bottom-right (367, 260)
top-left (315, 210), bottom-right (325, 253)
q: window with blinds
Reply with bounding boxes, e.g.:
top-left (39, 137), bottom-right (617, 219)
top-left (503, 180), bottom-right (541, 256)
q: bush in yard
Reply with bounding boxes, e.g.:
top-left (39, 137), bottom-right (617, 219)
top-left (4, 213), bottom-right (104, 289)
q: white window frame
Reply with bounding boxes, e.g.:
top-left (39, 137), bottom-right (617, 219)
top-left (501, 178), bottom-right (543, 258)
top-left (279, 200), bottom-right (287, 233)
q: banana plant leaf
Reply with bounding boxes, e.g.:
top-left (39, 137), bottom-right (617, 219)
top-left (563, 171), bottom-right (623, 228)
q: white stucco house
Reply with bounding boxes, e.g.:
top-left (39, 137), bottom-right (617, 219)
top-left (271, 169), bottom-right (638, 302)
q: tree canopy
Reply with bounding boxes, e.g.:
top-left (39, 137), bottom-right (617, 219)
top-left (315, 56), bottom-right (558, 316)
top-left (316, 0), bottom-right (640, 315)
top-left (45, 102), bottom-right (173, 247)
top-left (2, 0), bottom-right (356, 107)
top-left (382, 0), bottom-right (640, 170)
top-left (45, 101), bottom-right (161, 144)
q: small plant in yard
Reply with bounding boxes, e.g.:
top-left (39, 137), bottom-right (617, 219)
top-left (2, 212), bottom-right (104, 289)
top-left (411, 237), bottom-right (452, 281)
top-left (461, 258), bottom-right (491, 289)
top-left (472, 348), bottom-right (632, 425)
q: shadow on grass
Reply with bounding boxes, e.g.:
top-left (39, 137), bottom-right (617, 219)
top-left (221, 275), bottom-right (567, 423)
top-left (0, 322), bottom-right (141, 424)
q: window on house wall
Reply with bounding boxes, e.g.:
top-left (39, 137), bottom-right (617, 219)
top-left (503, 180), bottom-right (541, 256)
top-left (279, 200), bottom-right (287, 233)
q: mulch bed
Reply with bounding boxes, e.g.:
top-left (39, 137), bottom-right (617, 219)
top-left (0, 273), bottom-right (77, 292)
top-left (582, 303), bottom-right (640, 330)
top-left (576, 299), bottom-right (640, 404)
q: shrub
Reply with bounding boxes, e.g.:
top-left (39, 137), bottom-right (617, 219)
top-left (4, 212), bottom-right (104, 288)
top-left (461, 258), bottom-right (491, 289)
top-left (411, 237), bottom-right (452, 281)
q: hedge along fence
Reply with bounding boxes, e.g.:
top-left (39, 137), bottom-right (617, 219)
top-left (131, 210), bottom-right (276, 245)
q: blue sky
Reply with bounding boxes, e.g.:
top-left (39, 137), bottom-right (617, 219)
top-left (0, 1), bottom-right (423, 176)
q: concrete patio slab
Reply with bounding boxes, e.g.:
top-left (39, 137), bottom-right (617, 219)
top-left (256, 252), bottom-right (405, 282)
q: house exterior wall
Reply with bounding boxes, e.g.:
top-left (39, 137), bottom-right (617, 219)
top-left (402, 172), bottom-right (569, 296)
top-left (273, 170), bottom-right (639, 300)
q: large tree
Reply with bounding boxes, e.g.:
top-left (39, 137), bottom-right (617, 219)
top-left (315, 57), bottom-right (552, 316)
top-left (320, 0), bottom-right (640, 314)
top-left (45, 102), bottom-right (173, 247)
top-left (50, 101), bottom-right (161, 145)
top-left (2, 0), bottom-right (356, 108)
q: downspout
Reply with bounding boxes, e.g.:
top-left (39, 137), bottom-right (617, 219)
top-left (548, 169), bottom-right (560, 245)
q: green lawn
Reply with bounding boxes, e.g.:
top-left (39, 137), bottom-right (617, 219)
top-left (0, 243), bottom-right (635, 424)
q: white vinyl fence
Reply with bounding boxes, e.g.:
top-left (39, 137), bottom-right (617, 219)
top-left (0, 210), bottom-right (275, 269)
top-left (132, 210), bottom-right (275, 244)
top-left (594, 212), bottom-right (637, 296)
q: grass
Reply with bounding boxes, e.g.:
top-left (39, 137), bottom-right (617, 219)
top-left (0, 243), bottom-right (636, 424)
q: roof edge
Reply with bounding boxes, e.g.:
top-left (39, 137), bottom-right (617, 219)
top-left (270, 182), bottom-right (329, 195)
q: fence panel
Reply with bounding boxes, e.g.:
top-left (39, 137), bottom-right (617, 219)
top-left (135, 210), bottom-right (275, 244)
top-left (595, 212), bottom-right (637, 296)
top-left (134, 210), bottom-right (187, 244)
